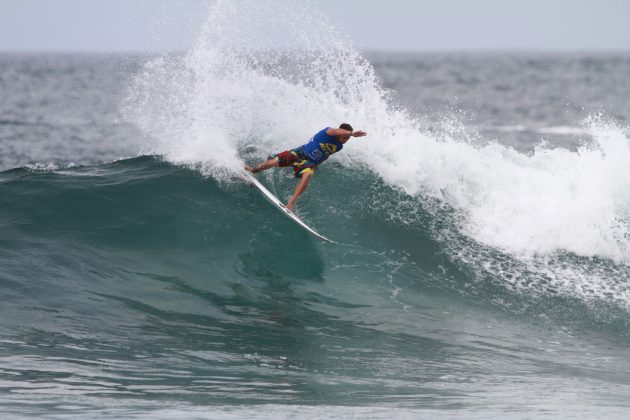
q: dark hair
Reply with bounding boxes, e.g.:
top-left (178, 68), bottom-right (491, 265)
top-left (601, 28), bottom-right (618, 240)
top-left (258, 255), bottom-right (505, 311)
top-left (339, 123), bottom-right (353, 132)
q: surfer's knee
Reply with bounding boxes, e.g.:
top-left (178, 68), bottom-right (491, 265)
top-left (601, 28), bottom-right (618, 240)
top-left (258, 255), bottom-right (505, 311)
top-left (251, 158), bottom-right (279, 173)
top-left (262, 157), bottom-right (280, 169)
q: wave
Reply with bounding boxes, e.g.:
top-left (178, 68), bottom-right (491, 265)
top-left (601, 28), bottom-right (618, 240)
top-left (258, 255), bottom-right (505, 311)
top-left (121, 1), bottom-right (630, 266)
top-left (10, 1), bottom-right (621, 338)
top-left (1, 156), bottom-right (629, 335)
top-left (0, 119), bottom-right (51, 127)
top-left (102, 0), bottom-right (630, 329)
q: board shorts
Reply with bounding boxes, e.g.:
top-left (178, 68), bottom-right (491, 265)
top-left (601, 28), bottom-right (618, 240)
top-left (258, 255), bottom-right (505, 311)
top-left (271, 148), bottom-right (317, 178)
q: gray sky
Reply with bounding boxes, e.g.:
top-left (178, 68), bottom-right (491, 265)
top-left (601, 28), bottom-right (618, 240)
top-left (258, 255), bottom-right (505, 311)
top-left (1, 0), bottom-right (629, 52)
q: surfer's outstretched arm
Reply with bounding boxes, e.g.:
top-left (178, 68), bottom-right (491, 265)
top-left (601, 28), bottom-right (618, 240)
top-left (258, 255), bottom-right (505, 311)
top-left (286, 172), bottom-right (312, 212)
top-left (245, 157), bottom-right (279, 173)
top-left (326, 128), bottom-right (368, 144)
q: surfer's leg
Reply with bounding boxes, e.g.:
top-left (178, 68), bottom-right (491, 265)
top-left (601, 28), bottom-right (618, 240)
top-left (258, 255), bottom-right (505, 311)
top-left (246, 157), bottom-right (279, 173)
top-left (247, 149), bottom-right (304, 173)
top-left (286, 171), bottom-right (312, 211)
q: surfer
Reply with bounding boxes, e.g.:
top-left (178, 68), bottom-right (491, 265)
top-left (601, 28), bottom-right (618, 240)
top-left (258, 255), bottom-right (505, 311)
top-left (245, 124), bottom-right (367, 211)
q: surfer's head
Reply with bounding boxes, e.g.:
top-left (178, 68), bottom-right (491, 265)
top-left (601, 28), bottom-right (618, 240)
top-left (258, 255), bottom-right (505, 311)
top-left (339, 123), bottom-right (353, 140)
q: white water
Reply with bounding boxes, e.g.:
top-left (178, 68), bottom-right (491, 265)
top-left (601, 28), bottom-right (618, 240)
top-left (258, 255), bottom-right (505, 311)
top-left (368, 116), bottom-right (630, 261)
top-left (124, 0), bottom-right (630, 278)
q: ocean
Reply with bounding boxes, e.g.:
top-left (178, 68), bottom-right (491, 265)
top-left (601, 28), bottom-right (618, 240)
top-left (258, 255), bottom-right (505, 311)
top-left (1, 1), bottom-right (630, 418)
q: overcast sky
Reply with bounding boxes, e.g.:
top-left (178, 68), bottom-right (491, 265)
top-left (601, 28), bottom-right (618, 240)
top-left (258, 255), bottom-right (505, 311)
top-left (1, 0), bottom-right (629, 52)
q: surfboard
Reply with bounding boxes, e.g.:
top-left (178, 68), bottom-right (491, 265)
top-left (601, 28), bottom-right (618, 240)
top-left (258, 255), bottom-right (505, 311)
top-left (243, 171), bottom-right (334, 243)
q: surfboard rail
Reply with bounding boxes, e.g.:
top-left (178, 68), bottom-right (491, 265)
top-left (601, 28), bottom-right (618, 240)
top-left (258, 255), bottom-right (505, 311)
top-left (243, 171), bottom-right (334, 243)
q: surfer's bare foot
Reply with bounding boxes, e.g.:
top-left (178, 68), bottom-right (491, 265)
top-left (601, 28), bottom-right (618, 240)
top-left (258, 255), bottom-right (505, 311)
top-left (245, 165), bottom-right (256, 173)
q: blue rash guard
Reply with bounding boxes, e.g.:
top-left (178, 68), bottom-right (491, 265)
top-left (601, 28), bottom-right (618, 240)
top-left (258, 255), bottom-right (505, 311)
top-left (299, 128), bottom-right (344, 165)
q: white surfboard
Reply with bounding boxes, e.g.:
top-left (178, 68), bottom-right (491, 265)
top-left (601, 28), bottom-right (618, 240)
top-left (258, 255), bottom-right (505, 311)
top-left (243, 171), bottom-right (334, 243)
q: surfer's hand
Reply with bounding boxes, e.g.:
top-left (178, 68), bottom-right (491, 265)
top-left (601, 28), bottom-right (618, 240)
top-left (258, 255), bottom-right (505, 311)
top-left (352, 130), bottom-right (367, 137)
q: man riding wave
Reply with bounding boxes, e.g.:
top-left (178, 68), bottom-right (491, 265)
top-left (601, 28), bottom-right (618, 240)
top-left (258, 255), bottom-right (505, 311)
top-left (245, 123), bottom-right (367, 211)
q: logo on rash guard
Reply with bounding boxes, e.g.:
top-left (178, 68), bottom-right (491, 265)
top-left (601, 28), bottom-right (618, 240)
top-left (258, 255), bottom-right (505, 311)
top-left (320, 143), bottom-right (337, 156)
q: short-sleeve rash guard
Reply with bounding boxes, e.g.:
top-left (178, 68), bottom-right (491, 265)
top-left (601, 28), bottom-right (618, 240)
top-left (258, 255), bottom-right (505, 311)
top-left (299, 128), bottom-right (344, 165)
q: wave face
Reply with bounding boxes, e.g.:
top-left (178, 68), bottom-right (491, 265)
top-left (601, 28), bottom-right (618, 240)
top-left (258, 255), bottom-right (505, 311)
top-left (2, 0), bottom-right (630, 417)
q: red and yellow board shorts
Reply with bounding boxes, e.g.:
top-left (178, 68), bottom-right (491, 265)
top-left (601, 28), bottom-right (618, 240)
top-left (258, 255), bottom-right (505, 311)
top-left (271, 148), bottom-right (317, 178)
